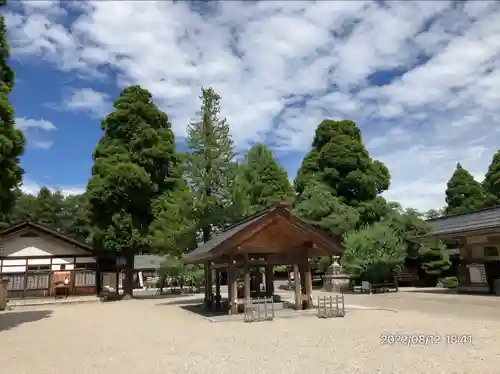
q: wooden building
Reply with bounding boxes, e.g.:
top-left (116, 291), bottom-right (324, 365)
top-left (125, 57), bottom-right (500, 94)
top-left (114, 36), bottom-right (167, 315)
top-left (414, 206), bottom-right (500, 294)
top-left (182, 202), bottom-right (343, 314)
top-left (0, 221), bottom-right (98, 298)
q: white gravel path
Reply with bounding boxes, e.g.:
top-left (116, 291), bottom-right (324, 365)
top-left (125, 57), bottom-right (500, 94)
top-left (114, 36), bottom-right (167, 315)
top-left (1, 296), bottom-right (499, 374)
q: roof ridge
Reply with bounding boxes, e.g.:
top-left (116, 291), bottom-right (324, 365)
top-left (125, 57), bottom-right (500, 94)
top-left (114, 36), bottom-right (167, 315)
top-left (426, 204), bottom-right (500, 222)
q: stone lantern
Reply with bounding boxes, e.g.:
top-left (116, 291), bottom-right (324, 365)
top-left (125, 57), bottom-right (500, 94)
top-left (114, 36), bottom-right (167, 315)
top-left (323, 256), bottom-right (350, 293)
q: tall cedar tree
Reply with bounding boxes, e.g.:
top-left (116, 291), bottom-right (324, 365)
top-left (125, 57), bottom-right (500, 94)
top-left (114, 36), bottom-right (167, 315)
top-left (483, 150), bottom-right (500, 207)
top-left (185, 87), bottom-right (235, 242)
top-left (444, 163), bottom-right (485, 215)
top-left (0, 0), bottom-right (25, 228)
top-left (238, 143), bottom-right (295, 213)
top-left (86, 86), bottom-right (179, 297)
top-left (294, 120), bottom-right (390, 226)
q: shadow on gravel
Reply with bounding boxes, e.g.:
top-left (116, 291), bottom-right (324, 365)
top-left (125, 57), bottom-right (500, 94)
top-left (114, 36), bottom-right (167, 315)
top-left (179, 303), bottom-right (230, 319)
top-left (156, 298), bottom-right (204, 307)
top-left (0, 310), bottom-right (52, 332)
top-left (405, 289), bottom-right (458, 295)
top-left (134, 292), bottom-right (201, 300)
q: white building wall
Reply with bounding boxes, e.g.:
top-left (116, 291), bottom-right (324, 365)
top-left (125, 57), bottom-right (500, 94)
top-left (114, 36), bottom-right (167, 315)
top-left (0, 229), bottom-right (95, 273)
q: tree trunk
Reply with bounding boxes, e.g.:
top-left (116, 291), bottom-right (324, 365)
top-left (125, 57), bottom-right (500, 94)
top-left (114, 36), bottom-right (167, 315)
top-left (123, 252), bottom-right (135, 299)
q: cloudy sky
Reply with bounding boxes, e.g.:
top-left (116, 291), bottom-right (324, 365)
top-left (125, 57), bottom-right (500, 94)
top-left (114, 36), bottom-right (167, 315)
top-left (5, 0), bottom-right (500, 211)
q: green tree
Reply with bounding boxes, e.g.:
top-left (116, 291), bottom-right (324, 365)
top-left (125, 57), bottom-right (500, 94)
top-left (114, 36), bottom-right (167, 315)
top-left (237, 143), bottom-right (294, 213)
top-left (294, 181), bottom-right (359, 236)
top-left (383, 205), bottom-right (430, 260)
top-left (0, 0), bottom-right (25, 228)
top-left (483, 151), bottom-right (500, 207)
top-left (341, 222), bottom-right (406, 282)
top-left (149, 184), bottom-right (197, 256)
top-left (294, 120), bottom-right (390, 226)
top-left (9, 190), bottom-right (36, 223)
top-left (185, 87), bottom-right (235, 242)
top-left (32, 187), bottom-right (64, 227)
top-left (418, 240), bottom-right (451, 284)
top-left (86, 85), bottom-right (179, 298)
top-left (445, 163), bottom-right (485, 215)
top-left (60, 194), bottom-right (91, 243)
top-left (425, 208), bottom-right (444, 220)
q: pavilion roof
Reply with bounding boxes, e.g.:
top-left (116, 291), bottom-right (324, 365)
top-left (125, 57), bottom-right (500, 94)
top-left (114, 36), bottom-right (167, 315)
top-left (182, 202), bottom-right (342, 264)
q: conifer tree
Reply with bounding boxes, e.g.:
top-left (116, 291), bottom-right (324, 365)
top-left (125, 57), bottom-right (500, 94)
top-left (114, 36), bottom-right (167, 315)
top-left (184, 87), bottom-right (235, 242)
top-left (0, 0), bottom-right (25, 228)
top-left (238, 143), bottom-right (294, 212)
top-left (86, 85), bottom-right (179, 297)
top-left (445, 163), bottom-right (485, 215)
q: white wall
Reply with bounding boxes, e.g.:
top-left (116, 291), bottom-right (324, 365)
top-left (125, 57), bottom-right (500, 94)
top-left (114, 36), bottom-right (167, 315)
top-left (1, 230), bottom-right (92, 257)
top-left (0, 229), bottom-right (95, 273)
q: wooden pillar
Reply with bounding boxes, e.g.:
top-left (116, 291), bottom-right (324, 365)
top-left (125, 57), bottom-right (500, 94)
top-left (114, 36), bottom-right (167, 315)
top-left (244, 264), bottom-right (251, 304)
top-left (215, 269), bottom-right (221, 309)
top-left (303, 261), bottom-right (313, 309)
top-left (293, 264), bottom-right (302, 310)
top-left (265, 265), bottom-right (274, 297)
top-left (229, 264), bottom-right (238, 314)
top-left (203, 263), bottom-right (209, 306)
top-left (299, 266), bottom-right (306, 294)
top-left (207, 263), bottom-right (213, 307)
top-left (227, 266), bottom-right (233, 313)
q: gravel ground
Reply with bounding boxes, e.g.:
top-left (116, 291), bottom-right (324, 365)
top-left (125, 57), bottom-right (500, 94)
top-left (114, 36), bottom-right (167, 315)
top-left (1, 295), bottom-right (499, 374)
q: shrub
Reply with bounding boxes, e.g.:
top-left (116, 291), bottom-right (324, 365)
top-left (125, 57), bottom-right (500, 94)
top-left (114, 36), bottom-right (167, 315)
top-left (439, 276), bottom-right (458, 289)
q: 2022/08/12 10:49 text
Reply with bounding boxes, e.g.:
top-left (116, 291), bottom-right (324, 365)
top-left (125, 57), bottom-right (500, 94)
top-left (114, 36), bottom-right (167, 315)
top-left (380, 333), bottom-right (473, 346)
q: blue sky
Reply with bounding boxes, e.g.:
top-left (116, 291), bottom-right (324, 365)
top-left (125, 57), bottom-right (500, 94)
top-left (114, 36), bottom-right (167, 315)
top-left (5, 0), bottom-right (500, 210)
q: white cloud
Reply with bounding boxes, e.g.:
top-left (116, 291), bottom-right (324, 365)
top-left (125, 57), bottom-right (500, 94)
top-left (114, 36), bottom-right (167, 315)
top-left (15, 117), bottom-right (56, 150)
top-left (20, 179), bottom-right (85, 197)
top-left (64, 88), bottom-right (111, 118)
top-left (6, 1), bottom-right (500, 211)
top-left (16, 117), bottom-right (56, 131)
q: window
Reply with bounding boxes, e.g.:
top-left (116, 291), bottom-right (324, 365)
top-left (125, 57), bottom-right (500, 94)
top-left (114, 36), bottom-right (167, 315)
top-left (74, 263), bottom-right (96, 270)
top-left (484, 246), bottom-right (499, 257)
top-left (27, 265), bottom-right (50, 271)
top-left (60, 264), bottom-right (66, 271)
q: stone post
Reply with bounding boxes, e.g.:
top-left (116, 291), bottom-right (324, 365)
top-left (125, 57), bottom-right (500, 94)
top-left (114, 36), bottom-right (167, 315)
top-left (0, 278), bottom-right (9, 311)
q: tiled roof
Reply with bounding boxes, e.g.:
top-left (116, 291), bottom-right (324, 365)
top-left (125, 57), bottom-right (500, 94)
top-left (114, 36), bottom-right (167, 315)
top-left (423, 206), bottom-right (500, 237)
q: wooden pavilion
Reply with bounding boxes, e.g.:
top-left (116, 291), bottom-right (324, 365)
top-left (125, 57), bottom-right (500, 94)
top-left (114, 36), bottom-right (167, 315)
top-left (182, 202), bottom-right (343, 314)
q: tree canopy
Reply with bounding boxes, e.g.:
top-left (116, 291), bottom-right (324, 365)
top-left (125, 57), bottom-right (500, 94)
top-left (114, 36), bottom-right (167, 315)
top-left (483, 151), bottom-right (500, 207)
top-left (184, 87), bottom-right (236, 242)
top-left (444, 163), bottom-right (485, 215)
top-left (86, 85), bottom-right (179, 296)
top-left (341, 222), bottom-right (406, 282)
top-left (0, 2), bottom-right (25, 229)
top-left (294, 119), bottom-right (391, 226)
top-left (237, 143), bottom-right (295, 213)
